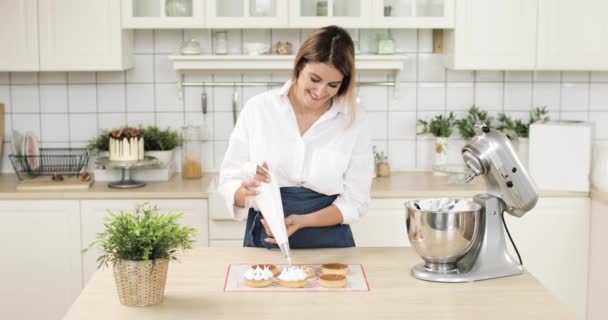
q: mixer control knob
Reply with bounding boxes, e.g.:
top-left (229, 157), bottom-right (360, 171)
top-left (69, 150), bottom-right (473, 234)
top-left (482, 126), bottom-right (490, 133)
top-left (506, 181), bottom-right (514, 188)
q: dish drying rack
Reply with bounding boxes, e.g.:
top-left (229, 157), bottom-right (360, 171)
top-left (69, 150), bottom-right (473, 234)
top-left (9, 148), bottom-right (90, 180)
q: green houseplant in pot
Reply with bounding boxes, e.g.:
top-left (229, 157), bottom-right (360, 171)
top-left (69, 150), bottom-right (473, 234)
top-left (454, 105), bottom-right (494, 140)
top-left (141, 126), bottom-right (181, 168)
top-left (417, 112), bottom-right (456, 173)
top-left (84, 203), bottom-right (196, 307)
top-left (86, 129), bottom-right (111, 157)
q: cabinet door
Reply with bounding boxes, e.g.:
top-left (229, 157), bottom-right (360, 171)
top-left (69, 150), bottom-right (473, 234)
top-left (0, 0), bottom-right (38, 71)
top-left (38, 0), bottom-right (133, 71)
top-left (122, 0), bottom-right (205, 29)
top-left (589, 200), bottom-right (608, 320)
top-left (370, 0), bottom-right (454, 28)
top-left (0, 200), bottom-right (81, 320)
top-left (206, 0), bottom-right (288, 28)
top-left (351, 198), bottom-right (412, 247)
top-left (80, 199), bottom-right (208, 285)
top-left (289, 0), bottom-right (372, 28)
top-left (504, 197), bottom-right (589, 320)
top-left (536, 0), bottom-right (608, 70)
top-left (443, 0), bottom-right (537, 70)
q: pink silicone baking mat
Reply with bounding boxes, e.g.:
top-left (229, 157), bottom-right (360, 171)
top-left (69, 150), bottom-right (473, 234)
top-left (224, 264), bottom-right (370, 292)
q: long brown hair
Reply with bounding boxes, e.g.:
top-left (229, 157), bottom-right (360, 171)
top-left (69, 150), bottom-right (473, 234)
top-left (292, 26), bottom-right (357, 117)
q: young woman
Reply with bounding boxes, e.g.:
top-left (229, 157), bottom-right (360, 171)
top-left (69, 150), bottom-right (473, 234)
top-left (218, 25), bottom-right (373, 249)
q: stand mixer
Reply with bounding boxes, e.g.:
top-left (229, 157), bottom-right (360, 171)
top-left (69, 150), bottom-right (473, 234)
top-left (406, 122), bottom-right (539, 282)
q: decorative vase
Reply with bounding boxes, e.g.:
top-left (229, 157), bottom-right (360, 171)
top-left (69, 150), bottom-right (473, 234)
top-left (433, 137), bottom-right (448, 176)
top-left (592, 142), bottom-right (608, 191)
top-left (377, 162), bottom-right (391, 177)
top-left (145, 149), bottom-right (175, 168)
top-left (113, 259), bottom-right (169, 307)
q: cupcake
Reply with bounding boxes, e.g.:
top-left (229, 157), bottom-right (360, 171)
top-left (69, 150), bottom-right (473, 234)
top-left (321, 263), bottom-right (349, 275)
top-left (277, 266), bottom-right (308, 288)
top-left (243, 265), bottom-right (274, 288)
top-left (251, 264), bottom-right (279, 277)
top-left (319, 274), bottom-right (347, 288)
top-left (298, 265), bottom-right (316, 279)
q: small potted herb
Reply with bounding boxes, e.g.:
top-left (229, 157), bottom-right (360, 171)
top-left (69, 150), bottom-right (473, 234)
top-left (86, 129), bottom-right (110, 156)
top-left (417, 112), bottom-right (456, 169)
top-left (141, 126), bottom-right (181, 168)
top-left (372, 145), bottom-right (390, 178)
top-left (83, 203), bottom-right (196, 307)
top-left (455, 105), bottom-right (494, 140)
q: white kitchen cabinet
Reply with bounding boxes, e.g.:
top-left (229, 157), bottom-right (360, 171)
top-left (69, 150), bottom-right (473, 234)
top-left (505, 197), bottom-right (589, 320)
top-left (38, 0), bottom-right (132, 71)
top-left (536, 0), bottom-right (608, 70)
top-left (0, 0), bottom-right (39, 71)
top-left (352, 198), bottom-right (412, 247)
top-left (588, 199), bottom-right (608, 320)
top-left (289, 0), bottom-right (372, 28)
top-left (370, 0), bottom-right (454, 28)
top-left (122, 0), bottom-right (205, 29)
top-left (0, 200), bottom-right (82, 320)
top-left (206, 0), bottom-right (288, 28)
top-left (80, 199), bottom-right (208, 285)
top-left (443, 0), bottom-right (537, 70)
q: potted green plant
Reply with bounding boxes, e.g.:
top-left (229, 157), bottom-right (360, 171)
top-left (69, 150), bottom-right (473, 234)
top-left (417, 112), bottom-right (456, 170)
top-left (141, 126), bottom-right (181, 168)
top-left (372, 145), bottom-right (390, 178)
top-left (86, 129), bottom-right (110, 156)
top-left (455, 105), bottom-right (494, 140)
top-left (84, 203), bottom-right (196, 307)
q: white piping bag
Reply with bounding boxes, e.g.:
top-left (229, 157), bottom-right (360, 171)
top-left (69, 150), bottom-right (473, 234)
top-left (255, 167), bottom-right (292, 264)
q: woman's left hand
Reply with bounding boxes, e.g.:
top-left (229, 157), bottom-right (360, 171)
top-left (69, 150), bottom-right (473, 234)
top-left (261, 215), bottom-right (303, 244)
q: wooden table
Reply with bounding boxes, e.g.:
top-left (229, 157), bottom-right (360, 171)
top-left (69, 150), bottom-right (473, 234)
top-left (63, 247), bottom-right (575, 320)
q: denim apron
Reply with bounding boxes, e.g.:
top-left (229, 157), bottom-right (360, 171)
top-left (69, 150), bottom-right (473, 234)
top-left (243, 187), bottom-right (356, 249)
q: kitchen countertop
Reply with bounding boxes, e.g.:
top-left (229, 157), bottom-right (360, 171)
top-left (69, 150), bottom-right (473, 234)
top-left (0, 171), bottom-right (588, 200)
top-left (62, 247), bottom-right (575, 320)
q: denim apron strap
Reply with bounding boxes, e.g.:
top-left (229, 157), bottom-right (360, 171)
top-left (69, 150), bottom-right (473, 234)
top-left (243, 187), bottom-right (355, 249)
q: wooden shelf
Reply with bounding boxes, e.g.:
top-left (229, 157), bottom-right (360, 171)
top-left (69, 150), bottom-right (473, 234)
top-left (169, 54), bottom-right (407, 72)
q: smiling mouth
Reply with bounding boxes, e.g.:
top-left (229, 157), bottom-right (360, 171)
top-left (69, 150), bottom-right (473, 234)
top-left (307, 90), bottom-right (324, 101)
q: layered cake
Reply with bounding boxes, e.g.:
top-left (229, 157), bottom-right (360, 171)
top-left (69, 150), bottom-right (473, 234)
top-left (251, 264), bottom-right (279, 277)
top-left (243, 265), bottom-right (274, 288)
top-left (319, 274), bottom-right (347, 288)
top-left (277, 266), bottom-right (308, 288)
top-left (321, 263), bottom-right (349, 275)
top-left (109, 128), bottom-right (144, 161)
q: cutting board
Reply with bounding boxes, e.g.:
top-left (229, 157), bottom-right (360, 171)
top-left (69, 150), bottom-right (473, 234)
top-left (16, 176), bottom-right (94, 191)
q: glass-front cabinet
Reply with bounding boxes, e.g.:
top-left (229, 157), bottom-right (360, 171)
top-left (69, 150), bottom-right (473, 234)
top-left (122, 0), bottom-right (205, 28)
top-left (289, 0), bottom-right (372, 28)
top-left (371, 0), bottom-right (454, 28)
top-left (206, 0), bottom-right (288, 28)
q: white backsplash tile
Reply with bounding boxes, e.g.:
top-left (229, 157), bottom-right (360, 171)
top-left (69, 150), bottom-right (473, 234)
top-left (40, 85), bottom-right (68, 113)
top-left (11, 85), bottom-right (39, 113)
top-left (126, 55), bottom-right (155, 83)
top-left (68, 85), bottom-right (97, 113)
top-left (417, 83), bottom-right (445, 111)
top-left (366, 111), bottom-right (388, 140)
top-left (3, 117), bottom-right (12, 141)
top-left (69, 114), bottom-right (98, 141)
top-left (41, 114), bottom-right (69, 142)
top-left (561, 83), bottom-right (589, 111)
top-left (474, 82), bottom-right (503, 110)
top-left (126, 84), bottom-right (155, 112)
top-left (503, 82), bottom-right (532, 111)
top-left (97, 84), bottom-right (126, 113)
top-left (5, 27), bottom-right (608, 174)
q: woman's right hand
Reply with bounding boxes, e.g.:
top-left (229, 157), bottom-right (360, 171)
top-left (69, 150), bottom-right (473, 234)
top-left (234, 162), bottom-right (270, 207)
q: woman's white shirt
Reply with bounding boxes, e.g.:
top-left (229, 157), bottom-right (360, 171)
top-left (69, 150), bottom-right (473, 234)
top-left (218, 80), bottom-right (374, 224)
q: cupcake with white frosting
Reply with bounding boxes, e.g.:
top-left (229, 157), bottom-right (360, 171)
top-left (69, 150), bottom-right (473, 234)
top-left (277, 266), bottom-right (308, 288)
top-left (243, 265), bottom-right (274, 288)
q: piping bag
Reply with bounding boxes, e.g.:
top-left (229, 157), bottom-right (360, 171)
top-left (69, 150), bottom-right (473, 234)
top-left (254, 167), bottom-right (292, 264)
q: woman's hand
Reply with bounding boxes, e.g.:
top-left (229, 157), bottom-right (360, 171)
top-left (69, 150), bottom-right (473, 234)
top-left (234, 162), bottom-right (270, 207)
top-left (261, 214), bottom-right (304, 244)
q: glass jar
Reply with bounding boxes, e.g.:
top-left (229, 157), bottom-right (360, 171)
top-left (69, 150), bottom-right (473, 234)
top-left (214, 31), bottom-right (228, 55)
top-left (181, 125), bottom-right (202, 179)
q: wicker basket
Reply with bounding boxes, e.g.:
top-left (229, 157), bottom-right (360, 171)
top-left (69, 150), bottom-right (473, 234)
top-left (113, 259), bottom-right (169, 306)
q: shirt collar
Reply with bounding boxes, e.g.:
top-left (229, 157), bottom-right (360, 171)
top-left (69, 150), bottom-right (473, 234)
top-left (278, 79), bottom-right (349, 116)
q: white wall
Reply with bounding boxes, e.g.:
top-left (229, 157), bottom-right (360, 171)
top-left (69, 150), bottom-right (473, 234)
top-left (2, 28), bottom-right (608, 174)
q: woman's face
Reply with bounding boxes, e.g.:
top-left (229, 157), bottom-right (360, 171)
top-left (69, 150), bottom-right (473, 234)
top-left (293, 62), bottom-right (344, 111)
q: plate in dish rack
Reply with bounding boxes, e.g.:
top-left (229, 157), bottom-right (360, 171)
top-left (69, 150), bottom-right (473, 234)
top-left (24, 131), bottom-right (40, 170)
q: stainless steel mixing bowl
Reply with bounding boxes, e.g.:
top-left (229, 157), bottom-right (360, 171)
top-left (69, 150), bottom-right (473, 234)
top-left (405, 199), bottom-right (481, 271)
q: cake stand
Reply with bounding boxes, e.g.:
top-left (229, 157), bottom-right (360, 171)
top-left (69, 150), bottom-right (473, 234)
top-left (96, 156), bottom-right (158, 189)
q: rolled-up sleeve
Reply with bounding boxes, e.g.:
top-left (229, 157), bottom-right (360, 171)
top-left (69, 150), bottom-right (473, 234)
top-left (332, 116), bottom-right (374, 224)
top-left (218, 104), bottom-right (258, 221)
